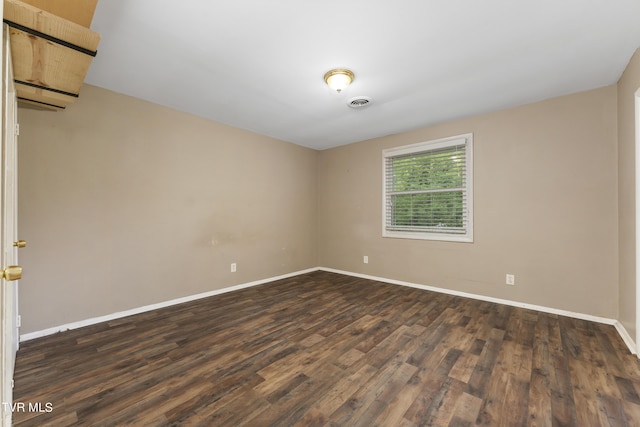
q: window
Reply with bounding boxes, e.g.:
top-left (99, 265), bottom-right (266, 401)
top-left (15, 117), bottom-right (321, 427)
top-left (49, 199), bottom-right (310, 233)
top-left (383, 134), bottom-right (473, 242)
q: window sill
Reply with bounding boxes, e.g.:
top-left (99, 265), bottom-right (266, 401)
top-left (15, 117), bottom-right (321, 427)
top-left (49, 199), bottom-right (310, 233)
top-left (382, 230), bottom-right (474, 243)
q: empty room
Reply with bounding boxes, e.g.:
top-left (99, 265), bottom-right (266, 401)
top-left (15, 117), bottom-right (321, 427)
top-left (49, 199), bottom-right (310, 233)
top-left (2, 0), bottom-right (640, 425)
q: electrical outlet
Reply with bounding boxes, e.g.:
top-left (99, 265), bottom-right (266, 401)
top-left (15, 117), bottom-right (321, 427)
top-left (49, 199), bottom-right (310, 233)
top-left (506, 274), bottom-right (515, 286)
top-left (231, 263), bottom-right (237, 273)
top-left (364, 256), bottom-right (369, 264)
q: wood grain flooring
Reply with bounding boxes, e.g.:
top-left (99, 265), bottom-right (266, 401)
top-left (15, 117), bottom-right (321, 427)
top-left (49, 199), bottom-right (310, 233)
top-left (11, 271), bottom-right (640, 426)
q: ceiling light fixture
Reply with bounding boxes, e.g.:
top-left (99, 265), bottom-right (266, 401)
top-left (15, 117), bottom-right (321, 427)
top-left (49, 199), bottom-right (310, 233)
top-left (324, 68), bottom-right (354, 93)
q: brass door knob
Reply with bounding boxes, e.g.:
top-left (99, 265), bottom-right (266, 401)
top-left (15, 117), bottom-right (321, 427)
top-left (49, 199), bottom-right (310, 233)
top-left (13, 240), bottom-right (26, 248)
top-left (2, 266), bottom-right (22, 281)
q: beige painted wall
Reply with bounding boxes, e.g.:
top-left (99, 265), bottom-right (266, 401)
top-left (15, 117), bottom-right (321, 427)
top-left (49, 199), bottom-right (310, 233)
top-left (318, 86), bottom-right (619, 318)
top-left (618, 48), bottom-right (640, 339)
top-left (15, 79), bottom-right (626, 333)
top-left (18, 85), bottom-right (318, 333)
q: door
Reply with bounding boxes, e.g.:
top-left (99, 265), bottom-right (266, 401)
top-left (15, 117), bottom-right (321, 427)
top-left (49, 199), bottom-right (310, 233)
top-left (636, 88), bottom-right (640, 356)
top-left (1, 23), bottom-right (21, 427)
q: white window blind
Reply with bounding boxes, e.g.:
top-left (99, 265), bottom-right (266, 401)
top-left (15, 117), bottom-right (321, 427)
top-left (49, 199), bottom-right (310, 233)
top-left (382, 134), bottom-right (473, 242)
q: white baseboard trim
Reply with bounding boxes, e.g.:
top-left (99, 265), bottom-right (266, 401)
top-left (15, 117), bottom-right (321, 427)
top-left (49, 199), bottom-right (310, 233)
top-left (614, 321), bottom-right (638, 356)
top-left (319, 267), bottom-right (638, 354)
top-left (20, 267), bottom-right (319, 342)
top-left (22, 266), bottom-right (637, 357)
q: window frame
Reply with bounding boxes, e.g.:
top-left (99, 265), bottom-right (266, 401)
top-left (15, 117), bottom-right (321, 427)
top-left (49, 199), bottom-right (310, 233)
top-left (382, 133), bottom-right (474, 242)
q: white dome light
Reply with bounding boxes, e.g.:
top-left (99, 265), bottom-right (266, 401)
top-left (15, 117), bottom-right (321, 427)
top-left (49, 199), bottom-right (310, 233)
top-left (324, 69), bottom-right (354, 93)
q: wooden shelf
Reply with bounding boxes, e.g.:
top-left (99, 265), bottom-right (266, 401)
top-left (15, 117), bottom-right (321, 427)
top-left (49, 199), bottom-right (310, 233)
top-left (17, 0), bottom-right (98, 28)
top-left (3, 0), bottom-right (100, 110)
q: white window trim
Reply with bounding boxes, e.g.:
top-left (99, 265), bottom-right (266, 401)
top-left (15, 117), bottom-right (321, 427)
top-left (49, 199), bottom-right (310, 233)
top-left (382, 133), bottom-right (474, 243)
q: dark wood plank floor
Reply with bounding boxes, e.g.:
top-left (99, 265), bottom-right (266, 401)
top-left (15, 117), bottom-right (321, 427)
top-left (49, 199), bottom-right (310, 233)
top-left (12, 271), bottom-right (640, 426)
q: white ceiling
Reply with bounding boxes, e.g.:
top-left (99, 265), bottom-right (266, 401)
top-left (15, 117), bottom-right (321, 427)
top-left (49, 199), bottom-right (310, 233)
top-left (85, 0), bottom-right (640, 150)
